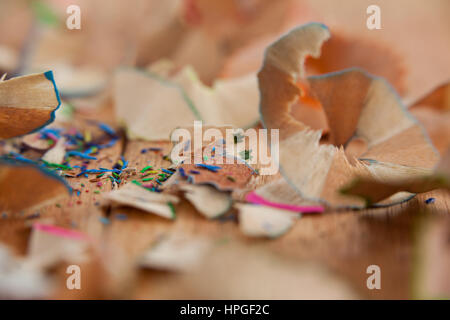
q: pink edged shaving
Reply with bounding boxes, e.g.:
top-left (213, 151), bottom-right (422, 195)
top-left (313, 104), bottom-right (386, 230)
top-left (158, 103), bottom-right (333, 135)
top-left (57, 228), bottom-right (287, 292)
top-left (32, 223), bottom-right (90, 241)
top-left (245, 191), bottom-right (324, 213)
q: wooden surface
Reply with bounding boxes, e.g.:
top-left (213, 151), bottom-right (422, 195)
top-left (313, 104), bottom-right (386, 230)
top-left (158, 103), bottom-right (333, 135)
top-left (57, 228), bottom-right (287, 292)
top-left (0, 105), bottom-right (449, 300)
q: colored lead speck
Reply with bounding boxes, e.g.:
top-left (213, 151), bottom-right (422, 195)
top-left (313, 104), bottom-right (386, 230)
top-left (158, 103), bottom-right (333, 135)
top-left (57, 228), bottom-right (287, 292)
top-left (42, 160), bottom-right (72, 170)
top-left (132, 180), bottom-right (142, 186)
top-left (168, 202), bottom-right (176, 218)
top-left (98, 122), bottom-right (116, 136)
top-left (115, 213), bottom-right (128, 220)
top-left (196, 164), bottom-right (222, 172)
top-left (425, 197), bottom-right (435, 204)
top-left (66, 151), bottom-right (97, 160)
top-left (240, 149), bottom-right (252, 161)
top-left (161, 168), bottom-right (173, 175)
top-left (26, 212), bottom-right (41, 220)
top-left (84, 130), bottom-right (92, 143)
top-left (140, 165), bottom-right (153, 173)
top-left (99, 217), bottom-right (111, 225)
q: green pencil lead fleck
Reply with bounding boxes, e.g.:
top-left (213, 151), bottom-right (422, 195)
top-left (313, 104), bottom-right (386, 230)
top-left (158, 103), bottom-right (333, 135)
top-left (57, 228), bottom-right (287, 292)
top-left (240, 149), bottom-right (252, 161)
top-left (140, 165), bottom-right (153, 173)
top-left (168, 202), bottom-right (176, 219)
top-left (42, 160), bottom-right (72, 170)
top-left (31, 0), bottom-right (60, 26)
top-left (227, 176), bottom-right (235, 182)
top-left (132, 180), bottom-right (142, 186)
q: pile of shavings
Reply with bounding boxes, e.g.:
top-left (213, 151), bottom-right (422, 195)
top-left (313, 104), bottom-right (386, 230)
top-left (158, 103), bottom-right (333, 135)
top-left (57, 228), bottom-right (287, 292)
top-left (0, 121), bottom-right (129, 190)
top-left (131, 165), bottom-right (176, 192)
top-left (104, 136), bottom-right (322, 238)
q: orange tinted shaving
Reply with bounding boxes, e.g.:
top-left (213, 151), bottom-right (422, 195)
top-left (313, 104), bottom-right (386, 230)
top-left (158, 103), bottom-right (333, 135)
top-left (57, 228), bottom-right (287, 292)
top-left (296, 81), bottom-right (322, 109)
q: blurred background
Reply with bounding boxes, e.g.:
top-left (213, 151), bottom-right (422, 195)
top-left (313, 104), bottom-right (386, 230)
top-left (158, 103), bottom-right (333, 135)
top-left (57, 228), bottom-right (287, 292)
top-left (1, 0), bottom-right (449, 101)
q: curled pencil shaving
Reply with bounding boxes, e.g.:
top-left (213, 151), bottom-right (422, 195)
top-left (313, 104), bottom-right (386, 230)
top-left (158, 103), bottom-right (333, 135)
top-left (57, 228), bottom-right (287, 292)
top-left (409, 82), bottom-right (450, 155)
top-left (105, 182), bottom-right (179, 220)
top-left (25, 223), bottom-right (91, 270)
top-left (222, 28), bottom-right (406, 96)
top-left (180, 184), bottom-right (232, 219)
top-left (0, 71), bottom-right (69, 214)
top-left (0, 161), bottom-right (69, 213)
top-left (344, 83), bottom-right (450, 204)
top-left (236, 203), bottom-right (299, 238)
top-left (341, 149), bottom-right (450, 205)
top-left (0, 71), bottom-right (60, 139)
top-left (113, 66), bottom-right (259, 141)
top-left (258, 23), bottom-right (438, 208)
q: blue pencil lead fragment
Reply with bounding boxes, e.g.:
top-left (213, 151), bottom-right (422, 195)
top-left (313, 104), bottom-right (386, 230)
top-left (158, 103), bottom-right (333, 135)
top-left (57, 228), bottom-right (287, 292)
top-left (99, 217), bottom-right (111, 225)
top-left (115, 213), bottom-right (128, 220)
top-left (196, 163), bottom-right (222, 172)
top-left (66, 151), bottom-right (97, 160)
top-left (98, 123), bottom-right (117, 136)
top-left (425, 197), bottom-right (435, 204)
